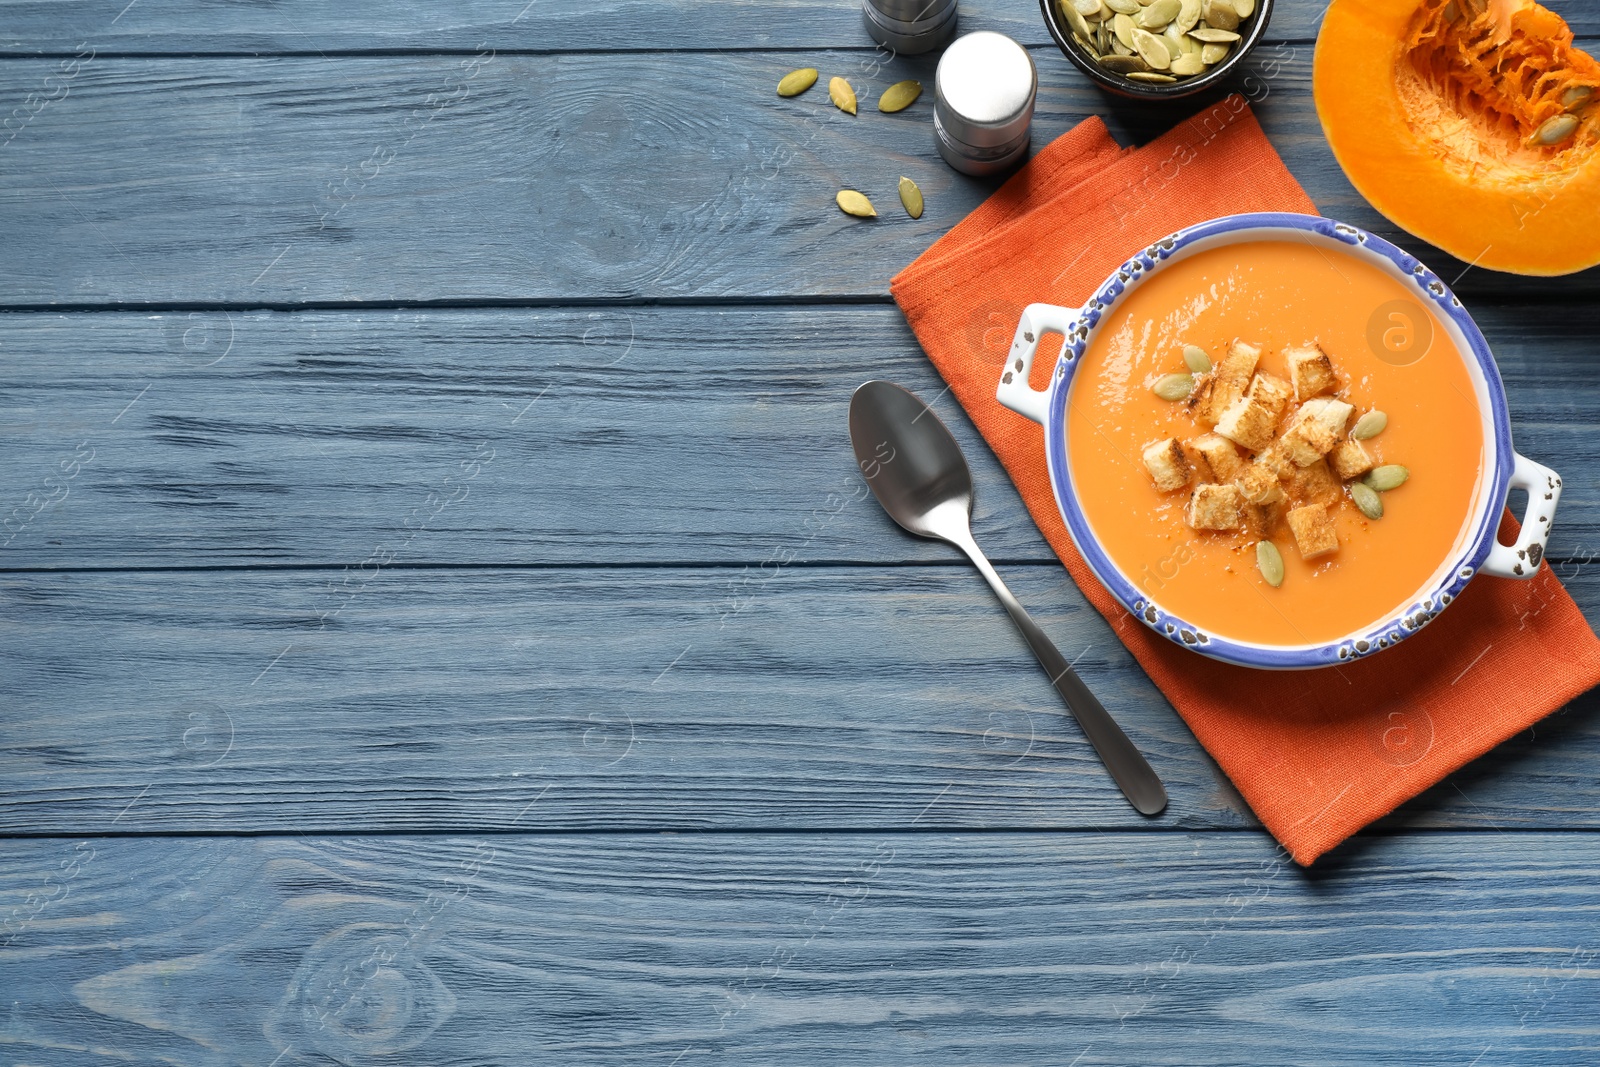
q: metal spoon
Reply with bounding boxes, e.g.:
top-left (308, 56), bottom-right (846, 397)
top-left (848, 380), bottom-right (1167, 816)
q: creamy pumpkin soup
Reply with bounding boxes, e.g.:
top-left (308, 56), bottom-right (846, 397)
top-left (1066, 239), bottom-right (1485, 646)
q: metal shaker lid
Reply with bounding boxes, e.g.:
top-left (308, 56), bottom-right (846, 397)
top-left (865, 0), bottom-right (956, 25)
top-left (934, 31), bottom-right (1037, 150)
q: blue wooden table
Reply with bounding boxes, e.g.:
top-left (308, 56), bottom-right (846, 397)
top-left (2, 2), bottom-right (1598, 1063)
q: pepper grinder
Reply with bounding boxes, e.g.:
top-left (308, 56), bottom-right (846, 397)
top-left (861, 0), bottom-right (959, 56)
top-left (933, 31), bottom-right (1037, 176)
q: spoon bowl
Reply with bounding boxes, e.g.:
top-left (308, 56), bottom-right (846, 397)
top-left (848, 380), bottom-right (1167, 816)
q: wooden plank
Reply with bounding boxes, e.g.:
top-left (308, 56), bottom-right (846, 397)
top-left (1, 304), bottom-right (1596, 569)
top-left (0, 0), bottom-right (1594, 52)
top-left (0, 51), bottom-right (1592, 309)
top-left (2, 562), bottom-right (1597, 834)
top-left (1, 832), bottom-right (1596, 1064)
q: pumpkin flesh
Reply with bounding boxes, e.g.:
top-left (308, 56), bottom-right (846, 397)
top-left (1315, 0), bottom-right (1600, 275)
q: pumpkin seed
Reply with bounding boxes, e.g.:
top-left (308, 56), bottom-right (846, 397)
top-left (1232, 0), bottom-right (1255, 16)
top-left (1111, 36), bottom-right (1134, 54)
top-left (1364, 464), bottom-right (1410, 492)
top-left (1072, 0), bottom-right (1106, 15)
top-left (836, 189), bottom-right (876, 217)
top-left (829, 76), bottom-right (857, 115)
top-left (1200, 41), bottom-right (1232, 63)
top-left (1532, 113), bottom-right (1579, 146)
top-left (877, 79), bottom-right (923, 113)
top-left (1180, 31), bottom-right (1202, 55)
top-left (1169, 51), bottom-right (1206, 75)
top-left (1176, 0), bottom-right (1203, 32)
top-left (1351, 410), bottom-right (1387, 439)
top-left (1152, 372), bottom-right (1194, 401)
top-left (1203, 0), bottom-right (1240, 30)
top-left (1188, 25), bottom-right (1241, 40)
top-left (1113, 12), bottom-right (1137, 46)
top-left (1099, 53), bottom-right (1149, 72)
top-left (1256, 540), bottom-right (1285, 587)
top-left (1350, 482), bottom-right (1384, 520)
top-left (1126, 70), bottom-right (1177, 82)
top-left (1132, 27), bottom-right (1172, 68)
top-left (777, 68), bottom-right (818, 97)
top-left (898, 176), bottom-right (924, 219)
top-left (1182, 344), bottom-right (1212, 373)
top-left (1162, 22), bottom-right (1187, 57)
top-left (1063, 0), bottom-right (1094, 39)
top-left (1075, 31), bottom-right (1101, 57)
top-left (1139, 0), bottom-right (1181, 29)
top-left (1561, 85), bottom-right (1594, 110)
top-left (1105, 0), bottom-right (1140, 13)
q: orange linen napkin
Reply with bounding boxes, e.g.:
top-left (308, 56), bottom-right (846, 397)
top-left (892, 96), bottom-right (1600, 865)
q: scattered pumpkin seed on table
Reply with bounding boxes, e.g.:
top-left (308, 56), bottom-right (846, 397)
top-left (878, 80), bottom-right (923, 113)
top-left (836, 190), bottom-right (876, 217)
top-left (898, 176), bottom-right (924, 219)
top-left (829, 76), bottom-right (858, 115)
top-left (777, 68), bottom-right (818, 97)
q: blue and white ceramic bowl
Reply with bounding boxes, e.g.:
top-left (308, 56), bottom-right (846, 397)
top-left (995, 211), bottom-right (1561, 671)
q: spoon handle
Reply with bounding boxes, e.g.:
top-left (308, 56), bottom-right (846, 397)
top-left (956, 538), bottom-right (1168, 816)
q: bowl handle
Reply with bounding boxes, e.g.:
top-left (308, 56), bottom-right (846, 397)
top-left (1480, 452), bottom-right (1562, 579)
top-left (995, 302), bottom-right (1080, 426)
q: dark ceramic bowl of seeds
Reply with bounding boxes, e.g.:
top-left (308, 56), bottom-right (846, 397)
top-left (1040, 0), bottom-right (1274, 100)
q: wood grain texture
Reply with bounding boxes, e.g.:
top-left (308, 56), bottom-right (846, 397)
top-left (2, 563), bottom-right (1597, 834)
top-left (2, 303), bottom-right (1598, 569)
top-left (1, 832), bottom-right (1597, 1065)
top-left (1, 50), bottom-right (1595, 309)
top-left (0, 0), bottom-right (1594, 52)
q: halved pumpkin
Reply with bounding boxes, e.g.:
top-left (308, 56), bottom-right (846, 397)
top-left (1315, 0), bottom-right (1600, 275)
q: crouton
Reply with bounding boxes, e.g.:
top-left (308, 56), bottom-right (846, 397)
top-left (1187, 483), bottom-right (1246, 531)
top-left (1282, 397), bottom-right (1354, 466)
top-left (1329, 438), bottom-right (1377, 481)
top-left (1237, 462), bottom-right (1285, 505)
top-left (1245, 372), bottom-right (1294, 421)
top-left (1185, 374), bottom-right (1215, 424)
top-left (1193, 342), bottom-right (1260, 426)
top-left (1253, 439), bottom-right (1296, 479)
top-left (1284, 456), bottom-right (1340, 504)
top-left (1214, 396), bottom-right (1278, 452)
top-left (1285, 343), bottom-right (1338, 401)
top-left (1243, 499), bottom-right (1286, 540)
top-left (1192, 433), bottom-right (1244, 483)
top-left (1142, 437), bottom-right (1191, 492)
top-left (1286, 503), bottom-right (1339, 559)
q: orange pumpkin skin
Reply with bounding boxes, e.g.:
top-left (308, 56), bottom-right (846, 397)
top-left (1314, 0), bottom-right (1600, 276)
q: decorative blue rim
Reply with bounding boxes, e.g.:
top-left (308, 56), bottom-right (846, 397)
top-left (1040, 212), bottom-right (1513, 670)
